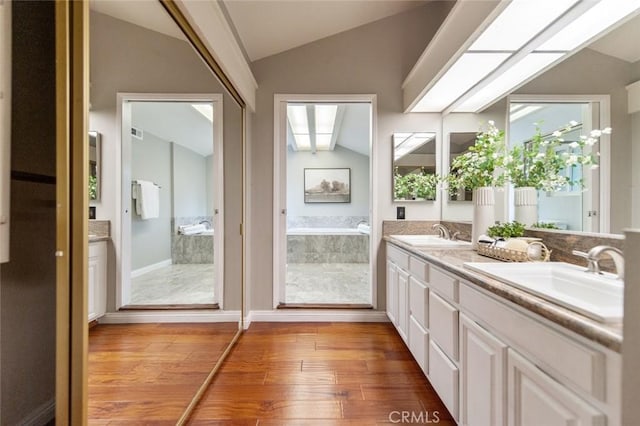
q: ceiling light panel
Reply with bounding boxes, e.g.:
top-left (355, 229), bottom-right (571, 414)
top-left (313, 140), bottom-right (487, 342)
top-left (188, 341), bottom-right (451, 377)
top-left (294, 134), bottom-right (311, 150)
top-left (538, 0), bottom-right (640, 51)
top-left (315, 134), bottom-right (332, 150)
top-left (454, 52), bottom-right (563, 112)
top-left (412, 52), bottom-right (510, 112)
top-left (469, 0), bottom-right (578, 51)
top-left (287, 105), bottom-right (309, 135)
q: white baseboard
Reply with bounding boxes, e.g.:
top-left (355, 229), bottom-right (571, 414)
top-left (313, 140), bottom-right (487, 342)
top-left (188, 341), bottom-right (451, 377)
top-left (245, 310), bottom-right (390, 327)
top-left (100, 310), bottom-right (241, 324)
top-left (131, 258), bottom-right (172, 278)
top-left (19, 398), bottom-right (55, 426)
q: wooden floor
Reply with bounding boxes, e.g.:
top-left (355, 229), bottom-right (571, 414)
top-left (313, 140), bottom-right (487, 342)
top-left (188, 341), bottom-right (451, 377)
top-left (88, 322), bottom-right (238, 424)
top-left (188, 322), bottom-right (454, 425)
top-left (88, 322), bottom-right (453, 425)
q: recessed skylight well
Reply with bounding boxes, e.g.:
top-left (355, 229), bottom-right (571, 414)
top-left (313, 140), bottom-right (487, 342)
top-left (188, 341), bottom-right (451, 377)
top-left (287, 104), bottom-right (339, 152)
top-left (191, 103), bottom-right (214, 122)
top-left (411, 0), bottom-right (640, 114)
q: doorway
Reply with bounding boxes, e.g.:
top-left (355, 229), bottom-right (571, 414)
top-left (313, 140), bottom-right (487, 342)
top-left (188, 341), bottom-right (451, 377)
top-left (273, 95), bottom-right (376, 308)
top-left (118, 94), bottom-right (224, 309)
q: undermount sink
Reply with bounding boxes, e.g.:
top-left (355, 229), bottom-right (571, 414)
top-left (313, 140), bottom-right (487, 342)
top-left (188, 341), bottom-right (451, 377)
top-left (464, 262), bottom-right (623, 323)
top-left (390, 234), bottom-right (471, 248)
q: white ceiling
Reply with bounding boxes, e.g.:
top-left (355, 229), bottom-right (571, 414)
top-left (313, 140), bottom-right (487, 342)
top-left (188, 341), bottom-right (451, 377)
top-left (222, 0), bottom-right (429, 62)
top-left (588, 13), bottom-right (640, 63)
top-left (131, 102), bottom-right (214, 157)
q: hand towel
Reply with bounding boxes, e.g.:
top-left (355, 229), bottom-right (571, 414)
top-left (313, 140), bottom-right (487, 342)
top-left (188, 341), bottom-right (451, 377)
top-left (134, 180), bottom-right (160, 220)
top-left (178, 224), bottom-right (206, 235)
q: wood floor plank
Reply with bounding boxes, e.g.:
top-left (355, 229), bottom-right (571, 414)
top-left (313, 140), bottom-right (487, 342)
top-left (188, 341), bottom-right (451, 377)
top-left (201, 384), bottom-right (363, 401)
top-left (192, 400), bottom-right (343, 419)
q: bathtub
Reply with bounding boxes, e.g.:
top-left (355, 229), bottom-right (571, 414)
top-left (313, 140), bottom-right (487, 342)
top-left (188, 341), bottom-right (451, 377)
top-left (287, 227), bottom-right (369, 263)
top-left (287, 227), bottom-right (364, 236)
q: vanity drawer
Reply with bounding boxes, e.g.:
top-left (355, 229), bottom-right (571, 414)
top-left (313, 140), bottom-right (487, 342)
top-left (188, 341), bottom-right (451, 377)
top-left (409, 256), bottom-right (429, 282)
top-left (409, 276), bottom-right (428, 328)
top-left (429, 340), bottom-right (459, 421)
top-left (460, 282), bottom-right (606, 401)
top-left (429, 265), bottom-right (459, 302)
top-left (387, 244), bottom-right (409, 270)
top-left (429, 291), bottom-right (459, 361)
top-left (409, 315), bottom-right (429, 375)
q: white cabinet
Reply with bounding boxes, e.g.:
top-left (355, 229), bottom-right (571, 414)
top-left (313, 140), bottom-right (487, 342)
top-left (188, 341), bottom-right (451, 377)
top-left (409, 315), bottom-right (429, 374)
top-left (429, 339), bottom-right (459, 420)
top-left (88, 241), bottom-right (107, 321)
top-left (460, 313), bottom-right (507, 426)
top-left (397, 268), bottom-right (409, 343)
top-left (386, 260), bottom-right (398, 325)
top-left (409, 276), bottom-right (428, 328)
top-left (507, 349), bottom-right (605, 426)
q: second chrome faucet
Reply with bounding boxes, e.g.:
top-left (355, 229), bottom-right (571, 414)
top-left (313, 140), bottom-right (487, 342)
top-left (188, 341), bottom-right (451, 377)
top-left (572, 245), bottom-right (624, 280)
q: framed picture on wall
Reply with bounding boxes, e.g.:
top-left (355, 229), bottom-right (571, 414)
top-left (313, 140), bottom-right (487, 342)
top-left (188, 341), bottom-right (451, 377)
top-left (304, 168), bottom-right (351, 203)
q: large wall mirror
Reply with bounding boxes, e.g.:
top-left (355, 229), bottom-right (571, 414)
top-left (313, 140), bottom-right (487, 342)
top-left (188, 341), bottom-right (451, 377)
top-left (392, 132), bottom-right (437, 201)
top-left (447, 132), bottom-right (476, 202)
top-left (87, 1), bottom-right (244, 422)
top-left (507, 96), bottom-right (610, 234)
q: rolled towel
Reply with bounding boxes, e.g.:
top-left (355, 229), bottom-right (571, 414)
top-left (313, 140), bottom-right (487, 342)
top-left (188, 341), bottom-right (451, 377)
top-left (357, 223), bottom-right (370, 235)
top-left (179, 224), bottom-right (207, 235)
top-left (477, 234), bottom-right (495, 245)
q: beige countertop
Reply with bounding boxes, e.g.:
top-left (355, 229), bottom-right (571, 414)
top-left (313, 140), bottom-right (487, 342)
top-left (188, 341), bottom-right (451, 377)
top-left (384, 236), bottom-right (623, 353)
top-left (89, 235), bottom-right (110, 243)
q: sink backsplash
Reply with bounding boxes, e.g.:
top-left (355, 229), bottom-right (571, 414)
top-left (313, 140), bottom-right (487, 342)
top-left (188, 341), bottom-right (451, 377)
top-left (89, 220), bottom-right (110, 238)
top-left (384, 220), bottom-right (623, 274)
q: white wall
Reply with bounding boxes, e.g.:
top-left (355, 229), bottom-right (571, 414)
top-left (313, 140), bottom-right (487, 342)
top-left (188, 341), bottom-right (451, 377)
top-left (287, 146), bottom-right (369, 219)
top-left (131, 132), bottom-right (172, 270)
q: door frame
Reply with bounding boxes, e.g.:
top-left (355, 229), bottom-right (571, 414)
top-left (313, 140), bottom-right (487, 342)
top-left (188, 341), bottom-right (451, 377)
top-left (116, 93), bottom-right (225, 309)
top-left (272, 93), bottom-right (378, 308)
top-left (506, 94), bottom-right (611, 233)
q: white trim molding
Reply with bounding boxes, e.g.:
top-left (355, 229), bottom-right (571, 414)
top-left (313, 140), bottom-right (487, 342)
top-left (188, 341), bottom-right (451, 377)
top-left (131, 258), bottom-right (172, 278)
top-left (175, 0), bottom-right (258, 111)
top-left (245, 310), bottom-right (390, 327)
top-left (100, 310), bottom-right (242, 324)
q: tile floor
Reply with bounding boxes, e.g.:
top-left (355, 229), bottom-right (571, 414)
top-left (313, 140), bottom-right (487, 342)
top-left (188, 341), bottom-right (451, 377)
top-left (286, 263), bottom-right (371, 304)
top-left (130, 264), bottom-right (216, 305)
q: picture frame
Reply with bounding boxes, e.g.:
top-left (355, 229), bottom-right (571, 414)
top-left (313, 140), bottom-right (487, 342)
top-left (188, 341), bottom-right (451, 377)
top-left (304, 168), bottom-right (351, 203)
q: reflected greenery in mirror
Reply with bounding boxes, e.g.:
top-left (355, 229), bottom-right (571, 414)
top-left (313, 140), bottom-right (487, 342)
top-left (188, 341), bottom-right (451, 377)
top-left (392, 132), bottom-right (437, 201)
top-left (447, 132), bottom-right (476, 201)
top-left (89, 131), bottom-right (100, 201)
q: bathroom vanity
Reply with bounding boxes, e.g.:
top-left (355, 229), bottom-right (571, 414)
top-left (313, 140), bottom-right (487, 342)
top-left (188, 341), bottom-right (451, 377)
top-left (89, 220), bottom-right (110, 322)
top-left (386, 236), bottom-right (622, 426)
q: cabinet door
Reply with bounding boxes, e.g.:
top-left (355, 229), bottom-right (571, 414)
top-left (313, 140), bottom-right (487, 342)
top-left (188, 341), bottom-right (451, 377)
top-left (460, 313), bottom-right (507, 426)
top-left (386, 260), bottom-right (398, 325)
top-left (409, 315), bottom-right (429, 374)
top-left (507, 349), bottom-right (605, 426)
top-left (397, 268), bottom-right (409, 343)
top-left (88, 241), bottom-right (107, 321)
top-left (409, 276), bottom-right (428, 329)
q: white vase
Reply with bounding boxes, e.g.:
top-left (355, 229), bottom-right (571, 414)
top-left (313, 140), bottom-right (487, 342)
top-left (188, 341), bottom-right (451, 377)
top-left (514, 186), bottom-right (538, 226)
top-left (472, 186), bottom-right (495, 250)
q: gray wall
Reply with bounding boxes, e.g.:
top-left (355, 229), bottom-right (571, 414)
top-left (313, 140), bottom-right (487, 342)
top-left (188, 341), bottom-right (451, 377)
top-left (247, 2), bottom-right (453, 311)
top-left (172, 143), bottom-right (208, 218)
top-left (287, 146), bottom-right (369, 219)
top-left (514, 48), bottom-right (634, 234)
top-left (89, 11), bottom-right (243, 310)
top-left (1, 1), bottom-right (56, 423)
top-left (131, 132), bottom-right (172, 270)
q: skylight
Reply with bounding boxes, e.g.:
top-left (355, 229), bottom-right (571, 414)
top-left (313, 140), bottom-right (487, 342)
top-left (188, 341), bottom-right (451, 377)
top-left (287, 104), bottom-right (339, 152)
top-left (191, 103), bottom-right (213, 122)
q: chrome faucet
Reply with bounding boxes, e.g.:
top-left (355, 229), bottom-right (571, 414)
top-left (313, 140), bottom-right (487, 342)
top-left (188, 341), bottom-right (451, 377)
top-left (572, 245), bottom-right (624, 280)
top-left (199, 220), bottom-right (212, 229)
top-left (432, 223), bottom-right (451, 240)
